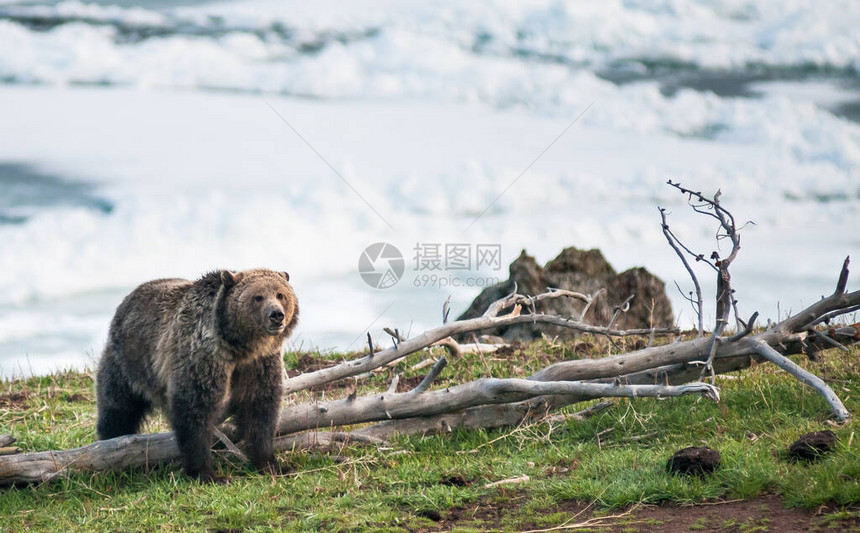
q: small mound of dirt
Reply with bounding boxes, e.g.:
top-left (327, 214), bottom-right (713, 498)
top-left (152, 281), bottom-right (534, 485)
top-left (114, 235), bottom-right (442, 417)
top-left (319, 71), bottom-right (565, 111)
top-left (0, 391), bottom-right (30, 408)
top-left (666, 446), bottom-right (721, 476)
top-left (440, 475), bottom-right (470, 487)
top-left (396, 375), bottom-right (425, 392)
top-left (294, 353), bottom-right (339, 373)
top-left (789, 430), bottom-right (838, 461)
top-left (417, 509), bottom-right (442, 522)
top-left (64, 392), bottom-right (89, 403)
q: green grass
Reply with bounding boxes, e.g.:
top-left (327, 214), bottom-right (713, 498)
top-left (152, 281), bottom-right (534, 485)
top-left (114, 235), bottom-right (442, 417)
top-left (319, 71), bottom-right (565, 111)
top-left (2, 338), bottom-right (860, 531)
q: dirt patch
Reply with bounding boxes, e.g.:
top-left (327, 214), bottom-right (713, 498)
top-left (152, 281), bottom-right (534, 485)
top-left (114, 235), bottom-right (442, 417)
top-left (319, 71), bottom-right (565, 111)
top-left (290, 353), bottom-right (340, 374)
top-left (286, 353), bottom-right (353, 393)
top-left (625, 495), bottom-right (859, 532)
top-left (0, 391), bottom-right (30, 408)
top-left (396, 375), bottom-right (424, 393)
top-left (492, 343), bottom-right (523, 358)
top-left (62, 392), bottom-right (91, 403)
top-left (426, 494), bottom-right (860, 532)
top-left (439, 474), bottom-right (471, 487)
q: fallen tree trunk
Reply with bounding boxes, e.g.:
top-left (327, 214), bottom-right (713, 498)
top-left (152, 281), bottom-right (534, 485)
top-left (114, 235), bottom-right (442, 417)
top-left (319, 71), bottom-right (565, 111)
top-left (273, 378), bottom-right (719, 436)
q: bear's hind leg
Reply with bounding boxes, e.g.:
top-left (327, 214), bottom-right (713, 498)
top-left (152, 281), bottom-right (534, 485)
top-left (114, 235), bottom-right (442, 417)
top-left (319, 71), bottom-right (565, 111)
top-left (96, 357), bottom-right (151, 440)
top-left (231, 353), bottom-right (284, 472)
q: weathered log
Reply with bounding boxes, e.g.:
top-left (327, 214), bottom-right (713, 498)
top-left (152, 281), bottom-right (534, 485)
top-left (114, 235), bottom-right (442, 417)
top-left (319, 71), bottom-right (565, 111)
top-left (274, 379), bottom-right (718, 436)
top-left (0, 433), bottom-right (179, 485)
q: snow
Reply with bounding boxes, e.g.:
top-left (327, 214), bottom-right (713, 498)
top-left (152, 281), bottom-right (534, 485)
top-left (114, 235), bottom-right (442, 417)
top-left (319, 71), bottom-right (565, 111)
top-left (0, 0), bottom-right (857, 376)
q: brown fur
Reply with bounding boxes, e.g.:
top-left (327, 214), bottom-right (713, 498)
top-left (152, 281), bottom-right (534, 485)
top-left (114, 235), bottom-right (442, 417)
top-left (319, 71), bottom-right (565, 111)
top-left (96, 268), bottom-right (299, 481)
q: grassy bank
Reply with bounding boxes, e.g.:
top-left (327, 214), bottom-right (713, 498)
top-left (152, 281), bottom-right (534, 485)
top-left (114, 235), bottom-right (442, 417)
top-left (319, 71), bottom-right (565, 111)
top-left (2, 338), bottom-right (860, 531)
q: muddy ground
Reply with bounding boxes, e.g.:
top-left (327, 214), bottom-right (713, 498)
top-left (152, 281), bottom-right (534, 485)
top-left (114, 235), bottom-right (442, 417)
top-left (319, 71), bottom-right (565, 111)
top-left (424, 493), bottom-right (860, 532)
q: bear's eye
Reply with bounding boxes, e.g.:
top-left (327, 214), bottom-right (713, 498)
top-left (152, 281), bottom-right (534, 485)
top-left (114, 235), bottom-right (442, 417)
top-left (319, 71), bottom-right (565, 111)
top-left (277, 293), bottom-right (285, 300)
top-left (254, 295), bottom-right (264, 303)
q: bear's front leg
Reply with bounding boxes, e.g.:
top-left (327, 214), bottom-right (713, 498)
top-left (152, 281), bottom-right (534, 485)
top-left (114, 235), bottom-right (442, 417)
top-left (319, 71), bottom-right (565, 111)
top-left (230, 353), bottom-right (284, 473)
top-left (169, 358), bottom-right (229, 482)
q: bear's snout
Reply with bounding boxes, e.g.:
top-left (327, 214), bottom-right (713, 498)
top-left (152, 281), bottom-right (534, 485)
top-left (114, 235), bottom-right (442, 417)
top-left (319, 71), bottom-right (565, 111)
top-left (268, 308), bottom-right (285, 323)
top-left (266, 307), bottom-right (286, 333)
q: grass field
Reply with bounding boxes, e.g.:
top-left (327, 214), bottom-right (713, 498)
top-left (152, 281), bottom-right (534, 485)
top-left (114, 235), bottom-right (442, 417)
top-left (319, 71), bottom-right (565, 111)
top-left (2, 338), bottom-right (860, 531)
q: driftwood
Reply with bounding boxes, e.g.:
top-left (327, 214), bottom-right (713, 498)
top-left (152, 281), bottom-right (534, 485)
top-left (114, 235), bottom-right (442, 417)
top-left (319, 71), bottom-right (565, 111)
top-left (1, 184), bottom-right (858, 486)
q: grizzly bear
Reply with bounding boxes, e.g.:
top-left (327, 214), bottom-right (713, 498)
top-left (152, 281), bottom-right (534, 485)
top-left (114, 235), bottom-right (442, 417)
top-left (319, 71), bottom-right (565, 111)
top-left (96, 268), bottom-right (299, 481)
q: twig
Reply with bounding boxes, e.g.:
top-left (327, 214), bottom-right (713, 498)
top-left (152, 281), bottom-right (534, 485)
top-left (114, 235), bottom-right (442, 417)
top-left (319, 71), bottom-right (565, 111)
top-left (384, 327), bottom-right (403, 348)
top-left (212, 427), bottom-right (248, 463)
top-left (386, 374), bottom-right (400, 394)
top-left (410, 358), bottom-right (437, 371)
top-left (485, 474), bottom-right (530, 488)
top-left (521, 506), bottom-right (639, 532)
top-left (577, 288), bottom-right (604, 321)
top-left (607, 295), bottom-right (634, 330)
top-left (836, 256), bottom-right (850, 294)
top-left (660, 206), bottom-right (705, 336)
top-left (483, 284), bottom-right (590, 318)
top-left (727, 312), bottom-right (758, 342)
top-left (809, 328), bottom-right (849, 353)
top-left (803, 305), bottom-right (860, 330)
top-left (432, 337), bottom-right (462, 358)
top-left (411, 358), bottom-right (448, 394)
top-left (544, 401), bottom-right (615, 424)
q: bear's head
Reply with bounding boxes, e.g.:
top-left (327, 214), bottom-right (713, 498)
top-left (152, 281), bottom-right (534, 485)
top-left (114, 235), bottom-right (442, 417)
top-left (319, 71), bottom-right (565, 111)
top-left (219, 269), bottom-right (299, 348)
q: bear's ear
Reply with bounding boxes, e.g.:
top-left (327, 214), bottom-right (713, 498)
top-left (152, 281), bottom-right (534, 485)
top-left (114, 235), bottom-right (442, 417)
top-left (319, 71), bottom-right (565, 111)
top-left (221, 270), bottom-right (243, 288)
top-left (281, 271), bottom-right (290, 282)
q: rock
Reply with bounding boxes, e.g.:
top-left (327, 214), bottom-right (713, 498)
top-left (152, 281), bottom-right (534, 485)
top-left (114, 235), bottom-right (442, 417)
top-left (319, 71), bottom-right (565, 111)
top-left (788, 430), bottom-right (838, 461)
top-left (666, 446), bottom-right (721, 476)
top-left (458, 247), bottom-right (674, 341)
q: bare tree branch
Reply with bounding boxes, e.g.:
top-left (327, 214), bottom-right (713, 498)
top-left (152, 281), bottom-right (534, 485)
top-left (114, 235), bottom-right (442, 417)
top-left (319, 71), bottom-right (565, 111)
top-left (660, 206), bottom-right (706, 336)
top-left (747, 338), bottom-right (849, 422)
